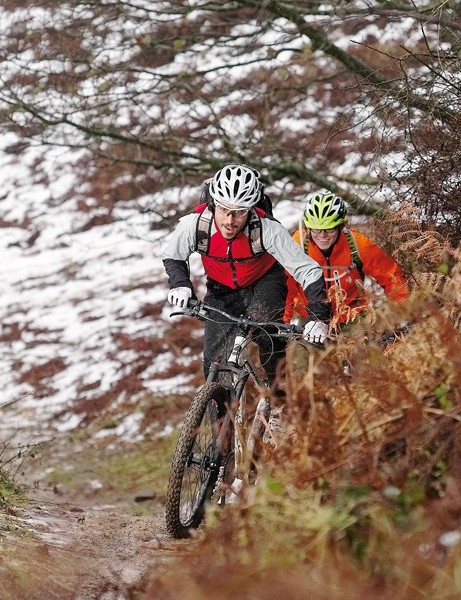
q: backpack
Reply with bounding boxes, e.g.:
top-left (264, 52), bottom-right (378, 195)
top-left (303, 227), bottom-right (364, 279)
top-left (256, 192), bottom-right (273, 216)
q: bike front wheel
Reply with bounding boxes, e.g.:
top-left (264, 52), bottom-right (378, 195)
top-left (165, 382), bottom-right (230, 539)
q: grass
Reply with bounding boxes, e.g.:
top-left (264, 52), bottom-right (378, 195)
top-left (0, 471), bottom-right (25, 507)
top-left (40, 433), bottom-right (178, 511)
top-left (0, 535), bottom-right (82, 600)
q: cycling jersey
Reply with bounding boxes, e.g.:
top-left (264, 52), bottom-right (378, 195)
top-left (193, 203), bottom-right (274, 287)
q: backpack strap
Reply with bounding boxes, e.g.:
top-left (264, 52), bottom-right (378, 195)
top-left (343, 228), bottom-right (364, 279)
top-left (195, 205), bottom-right (213, 254)
top-left (195, 206), bottom-right (264, 256)
top-left (303, 228), bottom-right (364, 279)
top-left (302, 231), bottom-right (310, 255)
top-left (248, 209), bottom-right (264, 255)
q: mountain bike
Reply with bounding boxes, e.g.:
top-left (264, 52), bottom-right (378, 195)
top-left (165, 299), bottom-right (307, 539)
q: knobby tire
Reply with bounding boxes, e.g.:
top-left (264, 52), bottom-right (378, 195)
top-left (165, 382), bottom-right (230, 539)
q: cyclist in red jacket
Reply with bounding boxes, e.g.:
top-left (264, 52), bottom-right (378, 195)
top-left (162, 165), bottom-right (331, 385)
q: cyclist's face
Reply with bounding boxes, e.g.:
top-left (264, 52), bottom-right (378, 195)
top-left (214, 202), bottom-right (249, 239)
top-left (309, 227), bottom-right (340, 250)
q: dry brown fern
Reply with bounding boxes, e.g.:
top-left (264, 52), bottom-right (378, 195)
top-left (371, 203), bottom-right (454, 277)
top-left (271, 291), bottom-right (461, 496)
top-left (327, 283), bottom-right (374, 333)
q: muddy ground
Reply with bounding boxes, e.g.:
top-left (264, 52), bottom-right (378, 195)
top-left (6, 493), bottom-right (171, 599)
top-left (0, 404), bottom-right (186, 600)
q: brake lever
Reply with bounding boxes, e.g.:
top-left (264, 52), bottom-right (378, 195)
top-left (170, 309), bottom-right (190, 318)
top-left (171, 298), bottom-right (212, 322)
top-left (170, 298), bottom-right (199, 317)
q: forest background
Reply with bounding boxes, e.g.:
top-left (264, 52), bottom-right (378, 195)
top-left (1, 1), bottom-right (461, 599)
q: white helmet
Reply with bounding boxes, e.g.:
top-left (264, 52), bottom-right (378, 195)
top-left (209, 164), bottom-right (261, 209)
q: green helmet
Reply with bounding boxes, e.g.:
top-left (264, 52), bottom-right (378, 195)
top-left (303, 191), bottom-right (348, 229)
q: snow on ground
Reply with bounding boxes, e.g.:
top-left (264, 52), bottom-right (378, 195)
top-left (0, 141), bottom-right (174, 441)
top-left (0, 130), bottom-right (314, 446)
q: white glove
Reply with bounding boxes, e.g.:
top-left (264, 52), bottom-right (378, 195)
top-left (167, 287), bottom-right (192, 308)
top-left (303, 321), bottom-right (329, 345)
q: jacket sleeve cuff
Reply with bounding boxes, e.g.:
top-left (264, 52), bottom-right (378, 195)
top-left (163, 259), bottom-right (194, 292)
top-left (304, 277), bottom-right (331, 322)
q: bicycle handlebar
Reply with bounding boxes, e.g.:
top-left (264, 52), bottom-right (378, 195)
top-left (170, 298), bottom-right (306, 339)
top-left (170, 300), bottom-right (408, 349)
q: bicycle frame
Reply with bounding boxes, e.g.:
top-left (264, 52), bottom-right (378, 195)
top-left (165, 299), bottom-right (305, 537)
top-left (205, 324), bottom-right (272, 485)
top-left (191, 300), bottom-right (307, 495)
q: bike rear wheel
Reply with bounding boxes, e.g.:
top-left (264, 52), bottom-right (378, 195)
top-left (165, 382), bottom-right (230, 539)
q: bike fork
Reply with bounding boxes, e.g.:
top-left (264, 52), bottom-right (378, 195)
top-left (206, 360), bottom-right (221, 382)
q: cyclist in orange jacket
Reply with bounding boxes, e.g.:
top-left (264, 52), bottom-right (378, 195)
top-left (284, 191), bottom-right (410, 329)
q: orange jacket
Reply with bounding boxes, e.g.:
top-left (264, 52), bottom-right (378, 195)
top-left (284, 227), bottom-right (409, 325)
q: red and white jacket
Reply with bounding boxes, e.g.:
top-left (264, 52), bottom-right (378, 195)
top-left (162, 204), bottom-right (331, 322)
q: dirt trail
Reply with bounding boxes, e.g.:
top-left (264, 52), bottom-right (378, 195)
top-left (3, 486), bottom-right (175, 599)
top-left (1, 408), bottom-right (182, 599)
